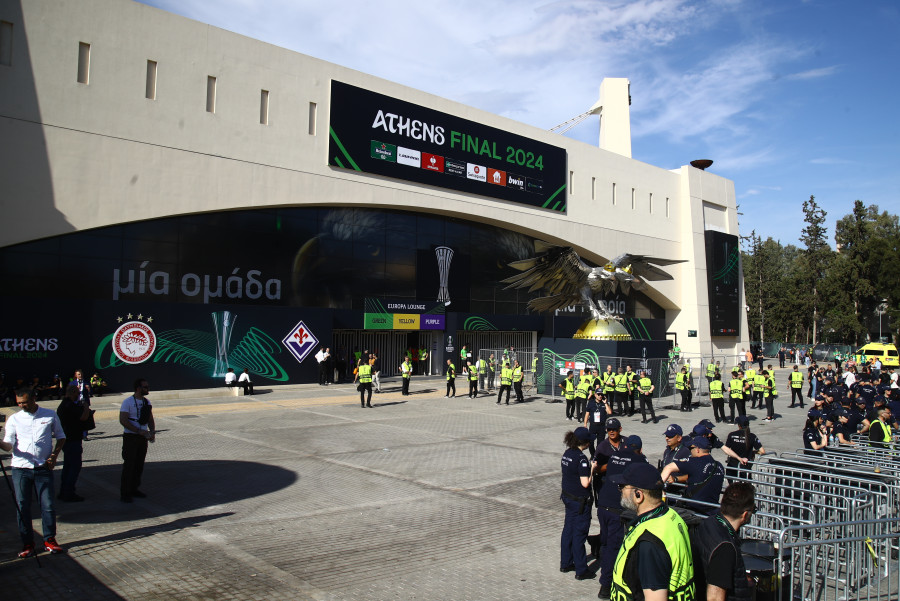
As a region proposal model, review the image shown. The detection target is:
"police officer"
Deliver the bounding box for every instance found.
[709,373,726,423]
[693,482,756,601]
[467,361,478,398]
[444,358,456,398]
[803,409,828,456]
[354,360,373,408]
[512,359,525,402]
[723,416,766,484]
[583,388,611,457]
[595,435,648,596]
[559,427,597,581]
[606,462,695,601]
[400,355,412,396]
[788,364,805,408]
[637,369,657,424]
[661,436,726,516]
[497,361,512,405]
[559,370,576,418]
[659,424,689,470]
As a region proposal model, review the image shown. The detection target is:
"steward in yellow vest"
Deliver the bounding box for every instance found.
[355,363,373,408]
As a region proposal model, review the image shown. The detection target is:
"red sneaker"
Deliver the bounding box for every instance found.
[43,537,65,554]
[18,543,35,558]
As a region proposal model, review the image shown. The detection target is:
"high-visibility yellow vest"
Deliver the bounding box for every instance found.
[611,505,695,601]
[706,363,718,378]
[767,377,777,397]
[790,371,804,388]
[575,379,591,399]
[729,378,744,399]
[512,366,523,382]
[562,378,575,400]
[500,367,512,386]
[469,369,478,382]
[478,360,486,375]
[603,372,616,392]
[709,380,724,399]
[401,361,411,379]
[745,369,756,381]
[614,373,628,393]
[446,363,456,380]
[753,374,766,392]
[675,373,687,391]
[638,377,653,394]
[358,364,372,383]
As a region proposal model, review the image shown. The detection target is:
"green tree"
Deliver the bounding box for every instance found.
[798,195,832,344]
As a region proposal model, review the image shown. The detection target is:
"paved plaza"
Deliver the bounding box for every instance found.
[0,372,810,600]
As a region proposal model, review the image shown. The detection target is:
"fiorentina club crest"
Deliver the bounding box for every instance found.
[112,317,157,364]
[282,320,319,364]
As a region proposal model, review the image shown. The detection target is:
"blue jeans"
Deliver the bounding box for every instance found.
[60,437,84,497]
[11,466,56,545]
[560,495,592,574]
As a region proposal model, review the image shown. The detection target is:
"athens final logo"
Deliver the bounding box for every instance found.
[112,321,157,364]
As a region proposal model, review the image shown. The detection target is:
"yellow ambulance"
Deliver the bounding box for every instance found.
[852,343,899,368]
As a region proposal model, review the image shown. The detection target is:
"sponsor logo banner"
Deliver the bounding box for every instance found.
[488,168,506,186]
[420,314,446,330]
[467,163,486,182]
[422,152,444,173]
[445,158,466,177]
[393,314,420,329]
[526,178,543,194]
[370,140,397,161]
[397,146,421,167]
[282,320,319,364]
[507,173,526,191]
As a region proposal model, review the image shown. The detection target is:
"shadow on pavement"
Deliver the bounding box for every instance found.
[61,460,297,524]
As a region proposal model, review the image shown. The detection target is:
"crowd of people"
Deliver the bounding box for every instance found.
[0,375,156,558]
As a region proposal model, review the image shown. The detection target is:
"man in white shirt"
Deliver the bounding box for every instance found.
[238,368,254,395]
[224,368,237,387]
[0,387,67,557]
[119,378,155,503]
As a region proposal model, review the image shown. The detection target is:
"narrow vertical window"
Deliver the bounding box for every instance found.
[206,75,216,113]
[308,102,317,135]
[591,177,596,201]
[260,89,269,125]
[666,197,670,217]
[145,60,157,100]
[631,188,635,210]
[612,183,616,205]
[77,42,91,84]
[0,21,12,67]
[649,192,653,214]
[569,171,574,194]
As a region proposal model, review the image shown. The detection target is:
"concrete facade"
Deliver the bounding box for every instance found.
[0,0,748,358]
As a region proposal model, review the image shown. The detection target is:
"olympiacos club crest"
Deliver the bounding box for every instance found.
[112,321,157,364]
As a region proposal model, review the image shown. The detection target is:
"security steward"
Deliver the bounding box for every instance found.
[596,435,648,598]
[602,366,617,412]
[512,359,525,402]
[487,353,496,390]
[560,370,576,417]
[625,366,638,416]
[355,360,373,408]
[477,356,487,391]
[605,462,696,601]
[614,367,630,416]
[692,482,756,601]
[788,365,805,408]
[467,361,478,398]
[710,373,726,423]
[560,427,598,581]
[728,371,747,423]
[751,371,766,410]
[706,360,720,387]
[497,361,512,405]
[445,359,456,398]
[575,374,592,422]
[400,355,412,396]
[676,367,691,412]
[637,370,657,424]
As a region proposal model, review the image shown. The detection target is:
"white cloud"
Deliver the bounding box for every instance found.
[784,65,839,80]
[809,157,855,165]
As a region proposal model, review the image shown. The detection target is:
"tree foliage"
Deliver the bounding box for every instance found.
[741,198,899,345]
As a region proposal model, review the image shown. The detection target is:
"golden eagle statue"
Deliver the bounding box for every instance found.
[501,241,685,322]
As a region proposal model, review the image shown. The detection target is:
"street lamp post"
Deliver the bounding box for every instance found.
[877,299,888,343]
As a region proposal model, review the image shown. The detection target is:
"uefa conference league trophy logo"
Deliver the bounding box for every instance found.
[435,246,453,305]
[212,310,235,377]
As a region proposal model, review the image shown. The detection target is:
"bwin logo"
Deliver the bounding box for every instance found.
[508,175,524,186]
[492,171,502,183]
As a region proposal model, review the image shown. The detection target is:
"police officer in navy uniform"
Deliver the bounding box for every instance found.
[661,436,725,516]
[583,388,611,457]
[559,427,597,581]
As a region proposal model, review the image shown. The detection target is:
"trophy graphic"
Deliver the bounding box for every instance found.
[212,311,236,377]
[435,246,454,304]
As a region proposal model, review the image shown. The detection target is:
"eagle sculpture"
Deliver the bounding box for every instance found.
[501,241,685,321]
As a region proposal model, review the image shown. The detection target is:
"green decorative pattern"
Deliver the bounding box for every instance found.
[94,327,290,381]
[463,316,498,331]
[711,246,740,286]
[541,183,568,212]
[622,318,652,340]
[330,127,361,171]
[537,347,600,390]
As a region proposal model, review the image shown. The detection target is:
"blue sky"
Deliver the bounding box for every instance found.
[139,0,899,248]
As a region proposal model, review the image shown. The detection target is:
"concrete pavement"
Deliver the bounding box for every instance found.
[0,375,812,600]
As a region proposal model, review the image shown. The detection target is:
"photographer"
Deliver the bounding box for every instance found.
[118,378,155,503]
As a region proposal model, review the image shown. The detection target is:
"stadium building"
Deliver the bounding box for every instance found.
[0,0,749,390]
